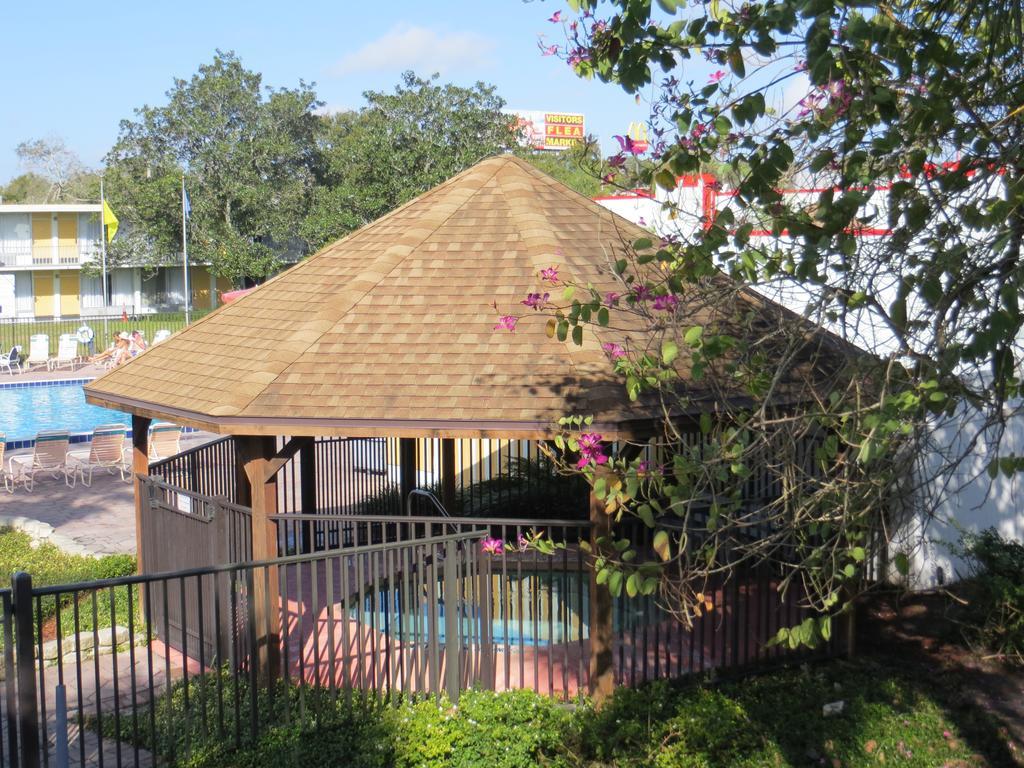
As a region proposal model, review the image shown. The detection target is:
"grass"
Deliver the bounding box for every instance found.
[94,657,1022,767]
[0,527,137,642]
[0,310,211,358]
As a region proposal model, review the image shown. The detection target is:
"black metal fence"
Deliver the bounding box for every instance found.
[149,436,589,520]
[0,313,210,359]
[0,529,488,768]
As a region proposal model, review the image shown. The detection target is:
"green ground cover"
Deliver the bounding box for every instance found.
[0,310,210,359]
[0,528,137,640]
[97,657,1018,767]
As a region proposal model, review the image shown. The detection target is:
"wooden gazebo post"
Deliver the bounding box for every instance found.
[236,435,282,682]
[131,415,151,575]
[588,468,615,702]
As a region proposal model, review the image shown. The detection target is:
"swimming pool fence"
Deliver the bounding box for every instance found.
[0,312,210,359]
[0,503,834,768]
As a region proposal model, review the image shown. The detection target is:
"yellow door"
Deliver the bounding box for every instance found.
[33,273,54,317]
[32,215,52,265]
[59,271,80,316]
[57,214,77,264]
[190,266,210,308]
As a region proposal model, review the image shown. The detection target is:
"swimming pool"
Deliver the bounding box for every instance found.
[0,379,131,447]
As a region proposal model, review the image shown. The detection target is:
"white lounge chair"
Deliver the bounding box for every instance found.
[0,346,21,375]
[149,423,182,459]
[48,334,81,371]
[24,335,49,370]
[8,430,73,491]
[68,424,128,486]
[152,329,171,344]
[0,434,12,493]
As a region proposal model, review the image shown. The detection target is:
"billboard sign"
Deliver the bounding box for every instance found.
[509,111,586,151]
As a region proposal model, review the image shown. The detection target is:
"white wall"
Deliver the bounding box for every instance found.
[595,176,1024,590]
[0,273,14,319]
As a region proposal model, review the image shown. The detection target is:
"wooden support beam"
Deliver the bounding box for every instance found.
[237,435,282,683]
[262,436,315,484]
[399,437,417,513]
[131,415,152,576]
[441,438,457,513]
[588,472,615,704]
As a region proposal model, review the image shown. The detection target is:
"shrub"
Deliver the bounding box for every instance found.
[956,528,1024,664]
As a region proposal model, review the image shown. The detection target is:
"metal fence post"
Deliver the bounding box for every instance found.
[443,539,461,703]
[477,551,493,691]
[13,572,40,768]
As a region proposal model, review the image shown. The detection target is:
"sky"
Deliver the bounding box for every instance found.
[0,1,673,185]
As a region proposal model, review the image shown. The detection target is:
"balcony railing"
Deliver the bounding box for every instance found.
[0,242,102,268]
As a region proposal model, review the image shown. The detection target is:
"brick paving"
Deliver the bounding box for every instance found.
[1,433,216,557]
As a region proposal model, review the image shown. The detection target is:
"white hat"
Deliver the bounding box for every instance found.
[117,331,131,340]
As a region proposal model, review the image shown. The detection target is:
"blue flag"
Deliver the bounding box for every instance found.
[183,187,192,220]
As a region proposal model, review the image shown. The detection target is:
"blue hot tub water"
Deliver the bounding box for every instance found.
[0,379,132,447]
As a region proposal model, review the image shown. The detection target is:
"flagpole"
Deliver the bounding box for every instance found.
[99,176,109,341]
[181,174,190,325]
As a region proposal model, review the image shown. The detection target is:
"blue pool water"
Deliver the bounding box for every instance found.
[0,379,131,444]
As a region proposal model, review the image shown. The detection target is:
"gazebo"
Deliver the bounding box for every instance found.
[84,155,827,699]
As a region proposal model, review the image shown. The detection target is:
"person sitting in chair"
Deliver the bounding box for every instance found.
[130,330,147,356]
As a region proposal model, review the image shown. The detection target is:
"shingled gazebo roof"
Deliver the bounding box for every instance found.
[84,155,843,439]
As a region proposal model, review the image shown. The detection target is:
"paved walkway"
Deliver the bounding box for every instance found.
[4,360,110,382]
[1,433,215,556]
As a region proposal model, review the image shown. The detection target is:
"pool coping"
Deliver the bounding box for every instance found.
[2,378,195,449]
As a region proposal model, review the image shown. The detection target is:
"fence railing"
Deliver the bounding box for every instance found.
[0,529,488,768]
[149,435,590,520]
[0,313,210,358]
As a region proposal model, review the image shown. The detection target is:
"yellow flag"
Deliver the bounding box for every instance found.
[102,200,119,242]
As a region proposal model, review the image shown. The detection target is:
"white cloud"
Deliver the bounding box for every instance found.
[328,25,496,77]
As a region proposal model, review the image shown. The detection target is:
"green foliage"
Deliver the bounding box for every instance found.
[0,172,52,203]
[106,50,322,285]
[0,528,137,641]
[300,72,518,251]
[99,659,1006,767]
[517,142,607,198]
[955,528,1024,665]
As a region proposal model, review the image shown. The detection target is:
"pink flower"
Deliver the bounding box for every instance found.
[652,294,679,312]
[602,342,626,359]
[637,460,650,476]
[549,10,562,22]
[482,537,504,555]
[539,266,560,284]
[613,134,644,156]
[632,284,652,301]
[576,432,608,469]
[691,123,708,139]
[604,291,620,307]
[602,172,616,183]
[540,43,558,56]
[494,315,518,332]
[608,153,627,169]
[709,70,727,83]
[521,292,549,310]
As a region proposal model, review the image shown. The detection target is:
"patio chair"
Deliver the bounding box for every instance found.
[48,334,81,371]
[0,346,21,375]
[149,422,182,459]
[24,335,49,370]
[7,430,73,492]
[68,424,128,486]
[152,329,172,344]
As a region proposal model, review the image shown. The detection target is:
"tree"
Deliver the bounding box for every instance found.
[517,140,608,198]
[497,0,1024,646]
[105,51,321,285]
[11,138,96,202]
[0,172,51,203]
[300,73,518,251]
